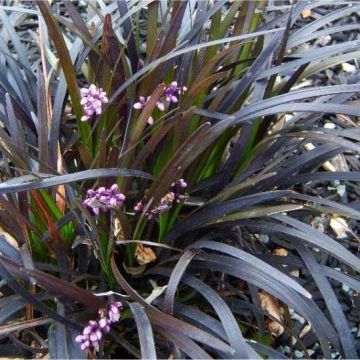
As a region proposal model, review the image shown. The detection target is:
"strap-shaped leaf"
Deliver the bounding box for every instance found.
[0,168,153,194]
[129,303,157,360]
[295,243,357,358]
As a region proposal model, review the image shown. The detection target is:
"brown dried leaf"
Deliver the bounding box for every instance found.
[259,291,284,336]
[272,248,288,256]
[135,244,157,265]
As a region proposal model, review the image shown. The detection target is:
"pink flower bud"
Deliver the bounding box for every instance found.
[133,102,143,109]
[157,101,165,111]
[147,116,154,125]
[110,184,118,192]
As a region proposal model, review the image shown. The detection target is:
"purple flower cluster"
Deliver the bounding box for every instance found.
[134,178,187,219]
[133,81,187,125]
[164,81,187,103]
[171,178,188,196]
[75,301,122,352]
[80,84,109,122]
[83,184,125,215]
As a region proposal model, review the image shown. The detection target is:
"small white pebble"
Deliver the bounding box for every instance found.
[291,312,306,324]
[351,327,358,333]
[259,234,269,244]
[294,350,304,358]
[330,217,349,239]
[294,314,306,324]
[342,284,350,293]
[290,270,300,277]
[324,122,336,129]
[318,34,331,46]
[311,216,326,233]
[342,62,356,73]
[284,114,293,122]
[283,346,290,354]
[336,185,346,197]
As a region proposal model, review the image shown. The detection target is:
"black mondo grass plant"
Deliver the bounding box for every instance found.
[0,0,360,358]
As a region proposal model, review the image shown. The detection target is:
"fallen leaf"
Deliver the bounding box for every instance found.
[135,244,157,265]
[267,318,284,336]
[259,291,284,336]
[273,248,288,256]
